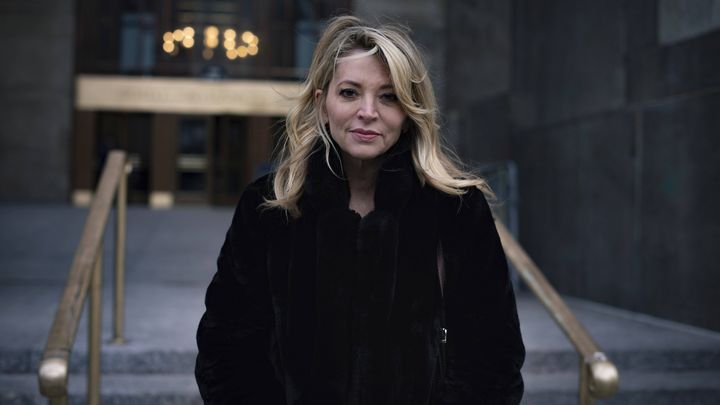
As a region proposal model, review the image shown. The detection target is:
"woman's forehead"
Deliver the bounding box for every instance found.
[339,46,378,62]
[331,53,392,86]
[333,49,390,77]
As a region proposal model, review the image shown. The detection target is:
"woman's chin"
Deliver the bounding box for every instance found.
[340,145,386,163]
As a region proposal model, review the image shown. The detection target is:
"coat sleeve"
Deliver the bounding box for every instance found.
[435,188,525,405]
[195,183,284,405]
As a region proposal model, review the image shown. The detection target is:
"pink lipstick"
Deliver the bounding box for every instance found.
[350,128,380,142]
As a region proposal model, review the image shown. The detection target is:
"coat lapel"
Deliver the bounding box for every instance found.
[302,136,417,217]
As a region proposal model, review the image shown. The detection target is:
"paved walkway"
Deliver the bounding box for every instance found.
[2,204,720,404]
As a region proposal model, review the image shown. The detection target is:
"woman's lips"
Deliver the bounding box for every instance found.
[350,129,381,142]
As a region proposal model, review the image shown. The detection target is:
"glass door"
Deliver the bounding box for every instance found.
[176,117,212,204]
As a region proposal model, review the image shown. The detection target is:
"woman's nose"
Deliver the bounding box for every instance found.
[357,96,378,120]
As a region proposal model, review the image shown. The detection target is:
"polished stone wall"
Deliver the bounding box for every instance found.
[0,2,74,201]
[445,0,720,331]
[445,0,512,162]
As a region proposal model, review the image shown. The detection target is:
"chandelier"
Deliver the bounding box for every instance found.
[162,26,259,61]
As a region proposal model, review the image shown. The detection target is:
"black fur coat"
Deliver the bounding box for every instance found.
[195,143,525,405]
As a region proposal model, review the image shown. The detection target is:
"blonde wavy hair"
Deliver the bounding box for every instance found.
[264,15,491,217]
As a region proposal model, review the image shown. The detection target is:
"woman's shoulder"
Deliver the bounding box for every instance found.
[429,183,492,221]
[232,173,277,223]
[244,172,275,200]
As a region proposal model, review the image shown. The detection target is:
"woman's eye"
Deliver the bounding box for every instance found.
[380,93,399,103]
[339,88,358,98]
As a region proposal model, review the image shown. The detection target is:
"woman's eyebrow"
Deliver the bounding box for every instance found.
[336,80,361,87]
[335,80,394,90]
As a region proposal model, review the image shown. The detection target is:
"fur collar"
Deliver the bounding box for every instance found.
[302,136,418,217]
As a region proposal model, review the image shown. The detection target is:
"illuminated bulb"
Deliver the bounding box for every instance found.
[172,29,184,41]
[163,41,175,53]
[205,25,219,37]
[223,39,235,50]
[202,48,213,60]
[182,37,194,48]
[247,44,258,56]
[183,26,195,37]
[249,35,259,45]
[205,36,219,48]
[163,31,173,42]
[237,46,248,58]
[226,48,238,60]
[241,31,254,44]
[224,29,236,40]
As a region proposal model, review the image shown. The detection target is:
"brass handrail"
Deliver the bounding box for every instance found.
[495,220,619,404]
[38,150,130,405]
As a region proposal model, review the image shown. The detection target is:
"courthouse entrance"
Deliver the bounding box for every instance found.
[71,75,300,208]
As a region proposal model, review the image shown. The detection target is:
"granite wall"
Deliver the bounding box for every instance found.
[445,0,720,331]
[0,2,74,202]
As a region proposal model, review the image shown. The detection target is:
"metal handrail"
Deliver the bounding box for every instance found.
[38,150,130,405]
[495,220,619,404]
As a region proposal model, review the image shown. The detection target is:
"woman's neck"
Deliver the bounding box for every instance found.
[342,154,382,217]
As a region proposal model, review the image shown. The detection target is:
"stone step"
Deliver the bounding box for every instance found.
[523,371,720,405]
[3,371,720,405]
[4,345,720,375]
[3,285,719,375]
[0,347,197,374]
[0,373,202,405]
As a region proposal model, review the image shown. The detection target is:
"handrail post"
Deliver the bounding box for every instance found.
[113,162,130,344]
[579,356,594,405]
[50,397,68,405]
[38,150,128,404]
[88,242,102,405]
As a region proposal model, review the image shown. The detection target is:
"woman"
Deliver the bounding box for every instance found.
[195,15,524,405]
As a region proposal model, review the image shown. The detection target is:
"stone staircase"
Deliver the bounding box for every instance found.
[519,296,720,404]
[1,205,719,404]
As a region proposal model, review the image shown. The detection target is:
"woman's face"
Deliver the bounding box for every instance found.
[318,50,407,163]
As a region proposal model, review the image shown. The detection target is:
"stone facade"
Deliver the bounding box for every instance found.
[445,0,720,331]
[0,1,74,201]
